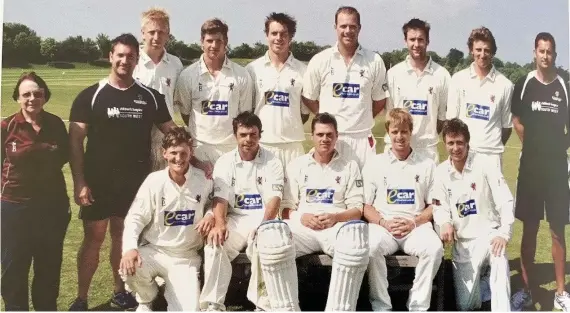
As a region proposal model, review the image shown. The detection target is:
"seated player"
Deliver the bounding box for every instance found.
[432,118,513,311]
[199,112,284,311]
[363,108,443,311]
[255,112,370,311]
[119,127,214,311]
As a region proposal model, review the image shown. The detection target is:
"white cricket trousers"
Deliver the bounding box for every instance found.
[384,144,439,164]
[194,142,235,165]
[123,245,201,311]
[472,152,503,172]
[368,222,443,311]
[200,213,262,310]
[336,132,377,170]
[452,234,511,311]
[261,141,305,169]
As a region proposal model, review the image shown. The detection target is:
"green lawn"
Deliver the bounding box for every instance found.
[1,64,569,311]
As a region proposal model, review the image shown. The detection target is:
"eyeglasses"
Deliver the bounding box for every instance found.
[20,90,45,100]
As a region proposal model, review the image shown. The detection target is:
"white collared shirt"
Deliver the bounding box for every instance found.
[446,63,514,154]
[246,52,308,143]
[432,151,514,241]
[283,149,364,214]
[123,167,213,258]
[133,48,184,118]
[174,55,253,145]
[384,56,451,148]
[302,44,389,134]
[213,146,284,216]
[362,149,436,220]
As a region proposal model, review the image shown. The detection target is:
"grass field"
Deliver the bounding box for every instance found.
[1,64,569,311]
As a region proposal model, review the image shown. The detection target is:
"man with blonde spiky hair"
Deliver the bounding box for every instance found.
[134,7,184,171]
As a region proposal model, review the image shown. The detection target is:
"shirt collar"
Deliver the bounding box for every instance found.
[404,55,434,74]
[13,110,46,124]
[307,148,341,164]
[469,62,497,82]
[332,43,364,56]
[387,148,417,163]
[233,146,264,164]
[199,54,231,75]
[139,48,170,65]
[447,150,475,177]
[262,51,295,67]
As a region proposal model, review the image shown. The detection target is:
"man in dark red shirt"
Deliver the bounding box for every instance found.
[1,72,70,311]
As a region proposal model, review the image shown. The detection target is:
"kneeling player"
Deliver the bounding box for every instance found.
[363,109,443,311]
[199,112,284,311]
[255,113,369,311]
[432,118,514,311]
[119,127,214,311]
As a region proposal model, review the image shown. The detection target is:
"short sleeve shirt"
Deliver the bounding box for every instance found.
[302,44,389,134]
[69,79,171,172]
[511,70,569,159]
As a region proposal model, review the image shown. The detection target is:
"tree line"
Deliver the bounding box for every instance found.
[3,22,569,83]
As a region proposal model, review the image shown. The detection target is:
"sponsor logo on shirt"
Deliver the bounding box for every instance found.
[466,103,490,121]
[332,83,360,98]
[552,91,562,102]
[456,199,477,218]
[386,189,415,205]
[531,101,559,113]
[107,107,143,119]
[235,194,263,210]
[201,100,229,116]
[108,107,120,118]
[164,210,195,226]
[264,91,290,107]
[306,188,335,204]
[403,100,428,116]
[134,94,147,105]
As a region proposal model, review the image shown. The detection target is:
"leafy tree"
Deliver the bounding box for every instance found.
[95,33,111,58]
[40,37,59,62]
[3,23,42,65]
[229,43,254,58]
[444,48,464,72]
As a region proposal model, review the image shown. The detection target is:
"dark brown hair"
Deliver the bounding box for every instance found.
[12,71,51,102]
[442,118,470,144]
[162,127,193,150]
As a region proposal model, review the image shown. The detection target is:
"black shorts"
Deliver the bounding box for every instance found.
[515,155,569,226]
[79,167,148,221]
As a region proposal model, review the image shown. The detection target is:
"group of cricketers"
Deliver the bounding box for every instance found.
[55,5,568,312]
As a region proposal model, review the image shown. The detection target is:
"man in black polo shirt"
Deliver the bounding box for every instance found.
[510,32,570,311]
[68,33,176,311]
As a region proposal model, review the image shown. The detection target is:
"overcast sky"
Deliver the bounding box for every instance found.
[2,0,570,68]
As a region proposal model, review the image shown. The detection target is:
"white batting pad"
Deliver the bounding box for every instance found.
[256,220,300,311]
[326,220,370,311]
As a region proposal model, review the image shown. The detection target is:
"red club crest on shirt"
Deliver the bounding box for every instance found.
[415,175,419,183]
[428,87,433,95]
[257,177,263,185]
[335,176,341,184]
[165,78,171,87]
[490,95,495,103]
[471,182,476,191]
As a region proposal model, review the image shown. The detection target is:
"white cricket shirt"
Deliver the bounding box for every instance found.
[246,52,309,143]
[213,146,284,216]
[302,44,389,134]
[362,149,436,221]
[432,151,515,241]
[174,55,253,145]
[133,48,184,118]
[446,64,514,154]
[283,149,364,214]
[123,167,213,258]
[384,56,451,149]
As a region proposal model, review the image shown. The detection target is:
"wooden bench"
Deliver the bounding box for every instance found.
[232,252,446,311]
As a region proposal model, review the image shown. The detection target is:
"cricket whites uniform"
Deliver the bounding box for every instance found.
[174,55,253,164]
[200,147,284,310]
[446,64,514,170]
[432,152,514,311]
[69,79,172,221]
[511,71,570,225]
[362,150,443,311]
[384,56,451,162]
[121,167,213,311]
[246,52,308,168]
[303,44,389,169]
[268,149,369,311]
[134,49,184,171]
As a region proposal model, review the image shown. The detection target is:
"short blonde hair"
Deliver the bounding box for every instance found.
[385,108,413,132]
[141,7,170,32]
[201,18,229,41]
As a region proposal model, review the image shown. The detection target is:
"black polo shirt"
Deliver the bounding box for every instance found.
[69,79,172,176]
[511,71,569,165]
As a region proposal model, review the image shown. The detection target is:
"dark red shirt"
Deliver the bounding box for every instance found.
[1,110,69,204]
